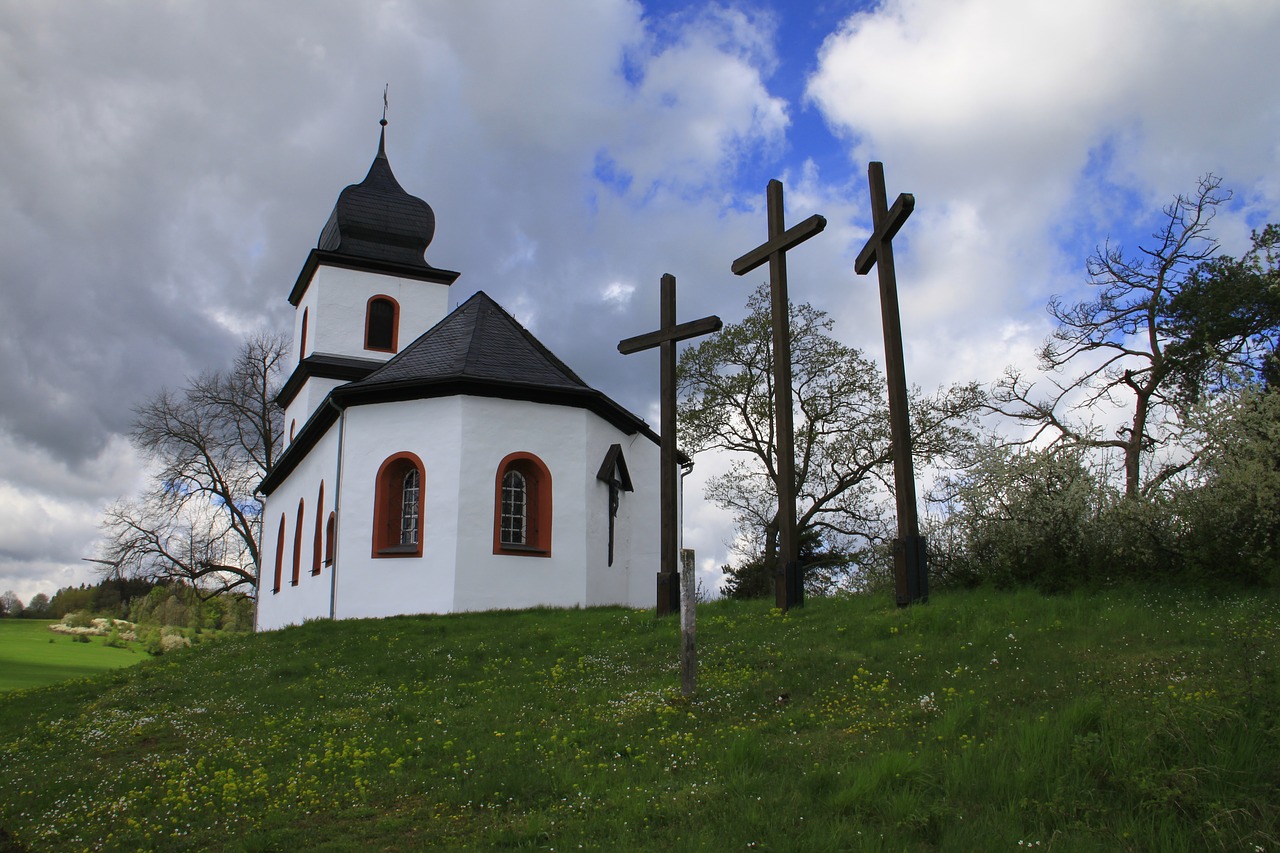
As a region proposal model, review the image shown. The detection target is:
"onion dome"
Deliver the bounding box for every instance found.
[316,122,436,267]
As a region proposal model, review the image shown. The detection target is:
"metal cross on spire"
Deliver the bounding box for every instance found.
[382,84,389,125]
[731,179,826,611]
[619,273,721,616]
[855,160,927,606]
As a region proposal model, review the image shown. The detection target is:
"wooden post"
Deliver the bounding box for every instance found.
[680,548,696,697]
[731,180,826,611]
[619,274,721,616]
[854,161,927,606]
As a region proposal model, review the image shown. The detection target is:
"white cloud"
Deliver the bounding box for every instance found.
[805,0,1280,398]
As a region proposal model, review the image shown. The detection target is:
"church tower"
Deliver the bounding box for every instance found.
[277,121,461,443]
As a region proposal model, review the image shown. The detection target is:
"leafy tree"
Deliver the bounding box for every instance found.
[1175,386,1280,585]
[98,333,286,596]
[678,284,985,595]
[23,592,50,616]
[1165,224,1280,399]
[718,525,860,599]
[0,590,22,618]
[992,176,1267,499]
[47,584,96,618]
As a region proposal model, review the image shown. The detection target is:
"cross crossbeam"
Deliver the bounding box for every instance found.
[731,179,826,611]
[619,273,721,616]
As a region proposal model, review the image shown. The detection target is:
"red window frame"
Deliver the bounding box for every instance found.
[492,452,552,557]
[372,452,425,558]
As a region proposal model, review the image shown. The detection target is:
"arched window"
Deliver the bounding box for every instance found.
[312,482,325,575]
[372,452,425,557]
[292,498,305,586]
[273,514,286,594]
[493,452,552,556]
[324,511,336,567]
[300,307,309,358]
[365,295,399,353]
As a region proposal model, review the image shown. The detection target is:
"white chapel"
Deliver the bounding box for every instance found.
[255,123,660,631]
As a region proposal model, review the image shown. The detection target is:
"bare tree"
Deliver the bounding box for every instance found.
[99,333,286,596]
[993,176,1231,499]
[678,284,985,590]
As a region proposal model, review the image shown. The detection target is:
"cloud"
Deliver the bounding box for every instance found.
[0,0,801,596]
[805,0,1280,395]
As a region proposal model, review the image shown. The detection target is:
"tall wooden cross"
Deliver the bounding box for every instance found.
[619,273,722,616]
[731,179,826,611]
[855,161,927,606]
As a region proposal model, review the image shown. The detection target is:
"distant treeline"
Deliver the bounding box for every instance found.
[5,579,254,632]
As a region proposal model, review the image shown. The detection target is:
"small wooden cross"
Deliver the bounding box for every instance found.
[731,179,826,611]
[855,161,927,606]
[619,273,721,615]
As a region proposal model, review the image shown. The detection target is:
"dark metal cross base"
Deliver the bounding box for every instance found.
[893,535,928,608]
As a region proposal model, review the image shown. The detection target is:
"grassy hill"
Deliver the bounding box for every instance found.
[0,588,1276,851]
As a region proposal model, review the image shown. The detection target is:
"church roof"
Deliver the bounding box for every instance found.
[315,124,437,268]
[342,290,589,393]
[261,291,658,495]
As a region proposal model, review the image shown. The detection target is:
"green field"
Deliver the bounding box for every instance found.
[0,620,144,692]
[1,588,1277,851]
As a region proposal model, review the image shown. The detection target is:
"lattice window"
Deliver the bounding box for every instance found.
[500,470,526,546]
[401,469,420,545]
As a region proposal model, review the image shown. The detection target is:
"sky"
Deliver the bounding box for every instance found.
[1,0,1278,604]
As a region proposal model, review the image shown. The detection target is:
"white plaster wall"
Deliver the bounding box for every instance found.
[332,398,464,619]
[284,377,346,448]
[293,283,317,361]
[256,427,342,631]
[583,420,660,609]
[306,264,450,360]
[258,389,661,629]
[618,430,662,609]
[451,397,590,611]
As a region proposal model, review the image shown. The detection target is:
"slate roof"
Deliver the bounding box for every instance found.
[316,124,437,268]
[343,290,589,394]
[261,292,658,495]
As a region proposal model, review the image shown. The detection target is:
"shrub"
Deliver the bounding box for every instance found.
[160,631,191,654]
[62,611,94,629]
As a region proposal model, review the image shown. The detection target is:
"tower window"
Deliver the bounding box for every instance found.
[365,295,399,352]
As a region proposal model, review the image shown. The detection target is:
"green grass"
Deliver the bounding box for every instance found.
[0,588,1277,851]
[0,620,144,692]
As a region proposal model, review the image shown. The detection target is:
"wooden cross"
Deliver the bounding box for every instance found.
[595,444,633,567]
[855,161,927,606]
[731,179,826,611]
[619,273,722,616]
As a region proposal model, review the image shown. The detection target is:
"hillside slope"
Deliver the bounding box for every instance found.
[1,588,1277,851]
